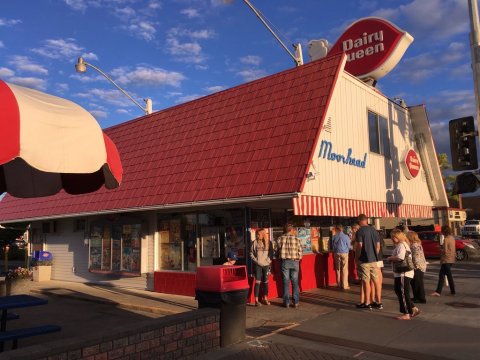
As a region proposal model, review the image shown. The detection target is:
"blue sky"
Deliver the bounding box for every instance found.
[0,0,475,159]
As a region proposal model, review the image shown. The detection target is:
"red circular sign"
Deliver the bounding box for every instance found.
[404,149,421,179]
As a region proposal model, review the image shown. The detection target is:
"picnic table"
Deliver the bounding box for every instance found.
[0,294,61,352]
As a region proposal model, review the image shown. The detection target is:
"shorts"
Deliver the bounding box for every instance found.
[376,260,384,268]
[358,262,378,281]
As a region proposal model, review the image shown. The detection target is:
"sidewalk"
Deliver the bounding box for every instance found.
[205,261,480,360]
[11,261,480,359]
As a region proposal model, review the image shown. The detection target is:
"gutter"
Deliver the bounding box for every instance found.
[0,192,300,224]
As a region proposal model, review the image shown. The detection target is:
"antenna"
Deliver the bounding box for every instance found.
[240,0,303,67]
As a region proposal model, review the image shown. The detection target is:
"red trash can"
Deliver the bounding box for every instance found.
[195,265,249,347]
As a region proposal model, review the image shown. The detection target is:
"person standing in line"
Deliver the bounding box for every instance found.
[388,229,420,320]
[431,225,456,297]
[331,224,350,290]
[354,214,381,310]
[250,228,274,306]
[277,224,303,308]
[407,231,427,303]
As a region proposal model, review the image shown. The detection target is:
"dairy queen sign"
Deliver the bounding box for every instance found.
[402,149,421,180]
[329,17,414,81]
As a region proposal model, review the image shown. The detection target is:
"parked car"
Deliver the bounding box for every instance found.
[461,220,480,238]
[417,231,480,261]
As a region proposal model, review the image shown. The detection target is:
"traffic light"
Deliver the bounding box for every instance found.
[452,171,480,195]
[449,116,478,171]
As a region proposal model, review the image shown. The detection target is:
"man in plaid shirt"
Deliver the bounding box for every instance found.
[277,224,303,308]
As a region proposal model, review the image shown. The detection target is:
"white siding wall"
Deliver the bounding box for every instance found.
[41,218,152,290]
[303,72,433,207]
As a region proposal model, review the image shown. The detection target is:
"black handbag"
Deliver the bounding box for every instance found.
[393,244,414,273]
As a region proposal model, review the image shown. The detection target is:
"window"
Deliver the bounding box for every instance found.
[89,220,142,274]
[368,111,390,157]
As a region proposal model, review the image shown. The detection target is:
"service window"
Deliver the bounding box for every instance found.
[368,111,390,158]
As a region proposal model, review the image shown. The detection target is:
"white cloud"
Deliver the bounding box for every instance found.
[82,52,99,61]
[90,110,108,119]
[0,40,4,48]
[70,73,106,83]
[9,56,48,75]
[373,0,468,39]
[168,27,216,40]
[0,18,21,26]
[75,88,133,107]
[8,77,47,91]
[166,37,205,63]
[110,66,186,87]
[32,38,85,59]
[181,8,201,18]
[64,0,87,12]
[195,64,209,70]
[204,85,225,93]
[125,21,157,41]
[392,41,469,84]
[116,108,130,114]
[237,69,268,82]
[240,55,262,66]
[56,83,70,93]
[0,67,15,77]
[176,94,203,103]
[115,6,136,21]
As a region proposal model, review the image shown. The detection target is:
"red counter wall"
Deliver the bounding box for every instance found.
[153,252,358,300]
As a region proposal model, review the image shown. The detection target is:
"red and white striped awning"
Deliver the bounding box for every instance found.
[0,80,123,198]
[293,195,432,219]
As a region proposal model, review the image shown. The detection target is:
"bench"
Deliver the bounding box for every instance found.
[0,325,61,351]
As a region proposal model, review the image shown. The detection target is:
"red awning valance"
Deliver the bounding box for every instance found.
[293,195,433,219]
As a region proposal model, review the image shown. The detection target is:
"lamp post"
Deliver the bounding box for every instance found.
[75,57,153,115]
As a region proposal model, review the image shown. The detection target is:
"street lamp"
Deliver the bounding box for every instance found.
[75,57,153,115]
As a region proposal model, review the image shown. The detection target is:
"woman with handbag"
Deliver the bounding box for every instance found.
[388,229,420,320]
[407,231,427,303]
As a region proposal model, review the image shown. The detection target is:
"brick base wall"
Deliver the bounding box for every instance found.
[3,308,220,360]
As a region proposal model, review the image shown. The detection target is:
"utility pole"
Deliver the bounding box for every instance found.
[468,0,480,132]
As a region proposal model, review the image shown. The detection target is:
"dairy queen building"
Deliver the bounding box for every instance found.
[0,18,449,298]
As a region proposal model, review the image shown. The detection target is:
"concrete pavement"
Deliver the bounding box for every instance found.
[4,260,480,359]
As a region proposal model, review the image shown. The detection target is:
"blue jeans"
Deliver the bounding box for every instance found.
[281,259,300,305]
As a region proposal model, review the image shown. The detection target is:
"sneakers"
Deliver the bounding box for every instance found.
[356,303,372,310]
[282,302,289,308]
[431,292,441,297]
[292,303,299,309]
[371,302,384,310]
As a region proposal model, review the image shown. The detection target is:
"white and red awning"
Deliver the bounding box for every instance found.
[294,195,432,219]
[0,80,123,198]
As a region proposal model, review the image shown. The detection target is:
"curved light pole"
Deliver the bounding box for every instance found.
[75,57,153,115]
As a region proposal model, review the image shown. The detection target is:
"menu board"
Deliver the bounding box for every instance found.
[112,239,121,271]
[201,227,220,258]
[121,224,141,273]
[226,226,245,258]
[89,238,102,270]
[102,238,111,270]
[296,228,313,254]
[160,243,183,270]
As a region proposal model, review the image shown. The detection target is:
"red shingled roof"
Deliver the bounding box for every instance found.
[0,54,345,222]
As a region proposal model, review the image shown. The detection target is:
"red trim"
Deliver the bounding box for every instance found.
[0,80,20,164]
[294,195,433,218]
[299,54,346,193]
